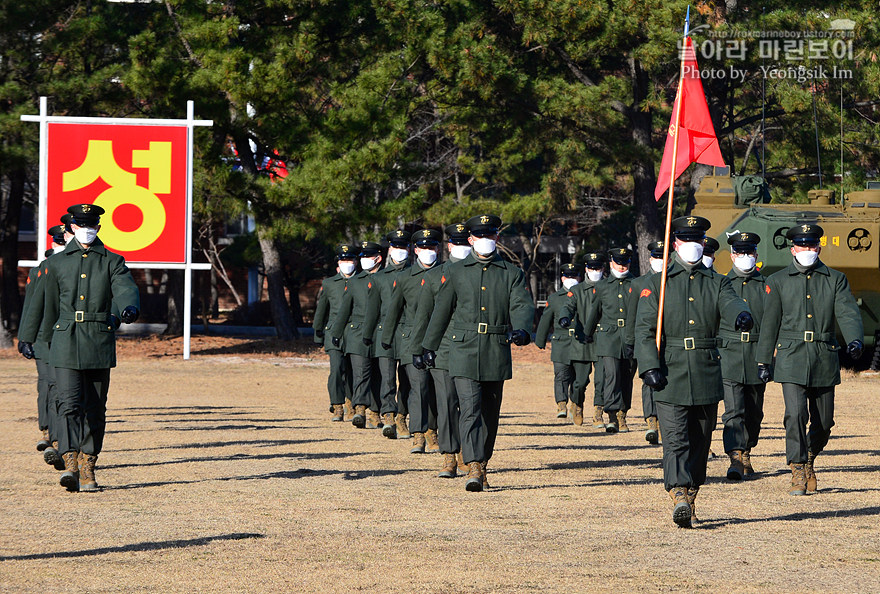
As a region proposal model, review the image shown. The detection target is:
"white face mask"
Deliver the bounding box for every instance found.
[52,245,66,254]
[650,258,664,273]
[450,244,472,260]
[733,254,757,272]
[611,268,628,279]
[561,277,579,290]
[794,250,819,267]
[472,237,496,256]
[359,257,379,271]
[339,260,356,275]
[389,248,409,263]
[676,241,704,264]
[702,255,715,268]
[586,269,603,282]
[416,249,438,266]
[74,227,98,245]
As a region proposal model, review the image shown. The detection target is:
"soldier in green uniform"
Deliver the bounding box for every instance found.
[18,204,140,493]
[363,230,412,439]
[312,244,358,422]
[559,252,606,426]
[382,229,444,453]
[635,216,753,527]
[755,224,863,496]
[702,237,720,270]
[410,223,473,477]
[329,242,383,429]
[421,214,535,492]
[718,232,767,481]
[582,247,638,434]
[535,263,581,419]
[625,240,666,444]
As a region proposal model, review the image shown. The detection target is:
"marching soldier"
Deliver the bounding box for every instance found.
[755,223,863,496]
[329,242,383,429]
[559,252,607,426]
[635,215,753,527]
[582,247,638,433]
[382,229,444,453]
[718,232,767,480]
[313,244,358,422]
[625,239,667,444]
[535,263,581,418]
[421,214,535,492]
[18,204,140,492]
[363,230,412,439]
[410,223,473,477]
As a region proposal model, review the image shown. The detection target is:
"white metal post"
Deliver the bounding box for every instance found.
[183,101,195,360]
[37,97,49,262]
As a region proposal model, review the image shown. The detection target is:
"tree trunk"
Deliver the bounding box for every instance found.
[164,269,184,336]
[0,167,26,347]
[257,228,297,340]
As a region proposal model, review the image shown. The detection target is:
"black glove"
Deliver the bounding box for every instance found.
[734,311,753,332]
[423,349,437,368]
[362,337,373,346]
[847,339,864,360]
[381,342,392,351]
[623,344,635,359]
[412,353,426,370]
[757,363,773,384]
[110,314,121,329]
[642,368,667,390]
[558,317,571,328]
[315,330,325,339]
[331,336,341,347]
[120,306,139,324]
[18,341,35,360]
[510,329,531,346]
[585,334,594,344]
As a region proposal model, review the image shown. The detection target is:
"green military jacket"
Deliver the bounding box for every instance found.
[582,273,637,358]
[363,259,409,359]
[421,252,535,382]
[718,268,766,385]
[381,261,439,361]
[312,272,353,352]
[21,261,50,360]
[329,270,379,357]
[535,287,577,364]
[409,258,463,371]
[560,278,601,362]
[756,260,862,387]
[625,271,659,346]
[18,238,139,370]
[634,257,749,406]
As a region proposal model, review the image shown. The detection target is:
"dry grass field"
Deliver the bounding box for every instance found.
[1,336,879,592]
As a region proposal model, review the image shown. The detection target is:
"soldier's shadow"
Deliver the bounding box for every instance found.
[101,449,377,470]
[112,438,334,453]
[106,467,413,490]
[695,505,880,529]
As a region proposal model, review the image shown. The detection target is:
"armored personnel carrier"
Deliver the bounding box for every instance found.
[691,168,880,367]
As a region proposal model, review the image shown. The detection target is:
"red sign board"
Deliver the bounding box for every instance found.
[47,123,188,264]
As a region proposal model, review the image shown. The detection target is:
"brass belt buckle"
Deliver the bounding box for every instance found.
[75,311,85,323]
[684,337,695,350]
[568,328,575,336]
[740,332,750,342]
[804,331,814,342]
[617,319,625,327]
[478,322,488,334]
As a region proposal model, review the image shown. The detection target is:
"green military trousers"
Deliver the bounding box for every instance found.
[641,382,656,419]
[431,367,460,455]
[35,357,55,436]
[404,364,438,434]
[53,367,111,456]
[781,383,834,464]
[376,357,399,416]
[327,350,352,406]
[552,362,575,404]
[600,356,636,414]
[396,361,410,417]
[656,401,718,491]
[721,380,766,453]
[349,354,381,410]
[570,361,593,407]
[454,378,504,465]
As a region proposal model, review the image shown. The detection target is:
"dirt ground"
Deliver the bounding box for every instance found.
[1,336,879,592]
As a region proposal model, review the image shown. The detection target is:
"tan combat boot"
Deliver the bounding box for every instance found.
[365,409,380,429]
[465,462,483,492]
[616,410,629,433]
[331,404,344,422]
[592,405,605,428]
[425,429,440,453]
[44,440,63,470]
[742,449,755,476]
[456,452,468,473]
[571,403,584,426]
[687,487,699,523]
[381,413,397,439]
[78,452,99,492]
[556,401,568,419]
[480,461,489,490]
[789,463,807,496]
[395,414,411,439]
[805,451,818,493]
[37,429,51,452]
[344,398,354,419]
[438,453,457,478]
[59,451,79,492]
[726,450,745,481]
[605,412,619,433]
[410,432,426,454]
[351,405,367,429]
[669,487,692,528]
[645,416,659,445]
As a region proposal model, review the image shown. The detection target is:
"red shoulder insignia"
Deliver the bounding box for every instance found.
[591,288,596,294]
[628,287,632,293]
[37,270,41,277]
[420,278,425,286]
[566,291,573,297]
[344,286,348,291]
[393,280,397,287]
[26,276,31,284]
[441,275,446,284]
[765,284,771,294]
[640,289,652,298]
[367,282,372,289]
